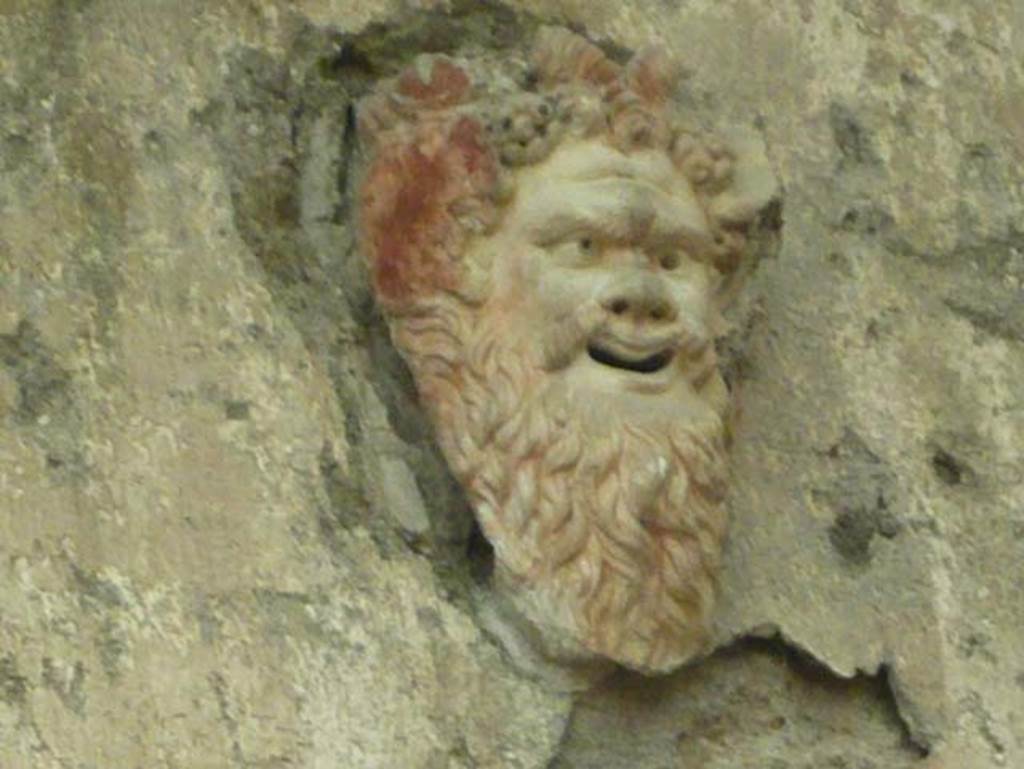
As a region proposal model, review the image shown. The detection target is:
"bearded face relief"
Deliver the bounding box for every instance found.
[357,28,775,675]
[492,139,727,422]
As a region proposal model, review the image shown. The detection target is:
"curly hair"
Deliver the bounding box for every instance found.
[358,26,748,314]
[356,28,756,672]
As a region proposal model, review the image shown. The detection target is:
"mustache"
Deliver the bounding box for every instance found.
[541,300,607,371]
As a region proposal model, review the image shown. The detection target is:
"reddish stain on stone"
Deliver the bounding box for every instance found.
[627,50,673,104]
[397,58,471,108]
[449,115,490,176]
[361,116,496,305]
[365,147,451,302]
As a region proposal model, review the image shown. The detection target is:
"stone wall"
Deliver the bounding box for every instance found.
[0,2,1021,767]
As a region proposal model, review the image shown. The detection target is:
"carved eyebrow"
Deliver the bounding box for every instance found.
[524,181,709,250]
[529,205,634,245]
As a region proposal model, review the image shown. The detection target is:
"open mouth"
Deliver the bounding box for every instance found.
[587,343,674,374]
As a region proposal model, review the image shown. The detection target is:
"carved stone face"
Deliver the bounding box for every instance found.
[486,138,727,427]
[357,30,773,676]
[444,138,730,673]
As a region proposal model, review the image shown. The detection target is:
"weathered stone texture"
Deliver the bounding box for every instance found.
[0,3,568,767]
[0,1,1021,767]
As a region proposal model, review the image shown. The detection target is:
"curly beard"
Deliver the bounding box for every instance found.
[390,296,729,673]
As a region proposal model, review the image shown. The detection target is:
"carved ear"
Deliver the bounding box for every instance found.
[530,26,621,89]
[623,47,679,105]
[710,128,780,310]
[708,127,779,227]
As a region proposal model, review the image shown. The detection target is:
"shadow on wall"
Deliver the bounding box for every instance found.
[553,637,928,769]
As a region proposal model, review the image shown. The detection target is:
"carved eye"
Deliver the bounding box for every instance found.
[659,250,682,270]
[549,237,596,265]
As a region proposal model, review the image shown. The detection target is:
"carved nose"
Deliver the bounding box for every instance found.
[600,274,678,323]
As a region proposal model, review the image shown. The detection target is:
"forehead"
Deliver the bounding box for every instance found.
[506,139,712,245]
